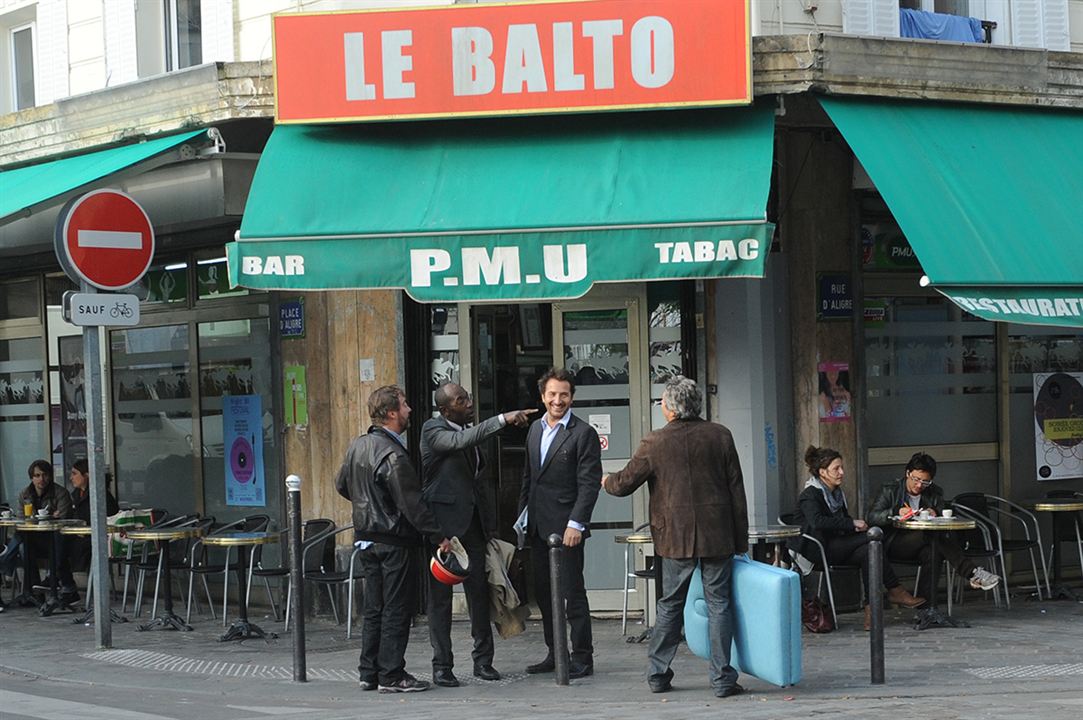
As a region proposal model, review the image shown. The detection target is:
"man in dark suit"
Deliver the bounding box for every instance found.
[518,368,602,679]
[602,376,749,698]
[420,383,535,688]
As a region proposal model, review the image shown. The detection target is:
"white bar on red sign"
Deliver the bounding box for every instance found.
[77,229,143,250]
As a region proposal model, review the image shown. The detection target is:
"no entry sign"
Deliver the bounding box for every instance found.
[54,189,155,291]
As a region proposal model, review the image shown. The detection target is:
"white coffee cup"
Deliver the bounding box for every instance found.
[37,509,50,518]
[942,509,954,518]
[919,509,932,519]
[0,510,12,518]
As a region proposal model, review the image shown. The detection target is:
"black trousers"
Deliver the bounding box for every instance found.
[887,529,975,600]
[428,515,493,672]
[357,542,416,685]
[825,532,901,603]
[531,529,593,666]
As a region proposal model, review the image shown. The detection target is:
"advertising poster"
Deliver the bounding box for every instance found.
[1033,372,1083,481]
[58,336,87,471]
[224,394,265,506]
[284,365,308,427]
[818,361,851,423]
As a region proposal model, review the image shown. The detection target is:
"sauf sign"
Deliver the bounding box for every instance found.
[273,0,751,123]
[227,227,772,303]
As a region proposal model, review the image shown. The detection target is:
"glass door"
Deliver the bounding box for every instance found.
[0,333,48,504]
[553,297,646,610]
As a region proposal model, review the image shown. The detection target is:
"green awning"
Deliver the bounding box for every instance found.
[820,97,1083,328]
[227,106,775,302]
[0,130,207,226]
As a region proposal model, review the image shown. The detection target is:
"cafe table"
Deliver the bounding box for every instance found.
[125,525,205,631]
[615,530,657,642]
[59,523,128,625]
[0,516,27,606]
[748,524,802,568]
[1031,498,1083,602]
[14,518,84,616]
[893,515,976,630]
[201,531,279,641]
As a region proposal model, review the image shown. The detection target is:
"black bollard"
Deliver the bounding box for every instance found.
[548,533,570,686]
[286,474,307,682]
[867,526,885,685]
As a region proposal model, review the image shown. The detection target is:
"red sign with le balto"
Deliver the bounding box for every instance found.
[273,0,751,123]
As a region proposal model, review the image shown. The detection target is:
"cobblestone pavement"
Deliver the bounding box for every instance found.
[1,594,1081,720]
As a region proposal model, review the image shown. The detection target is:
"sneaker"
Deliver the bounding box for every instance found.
[378,674,431,693]
[969,567,1000,591]
[358,679,377,691]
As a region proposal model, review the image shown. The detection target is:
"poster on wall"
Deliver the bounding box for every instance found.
[284,365,308,427]
[58,336,87,472]
[818,362,851,423]
[1033,372,1083,481]
[224,394,265,506]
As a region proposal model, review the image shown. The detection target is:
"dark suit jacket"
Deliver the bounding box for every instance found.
[606,417,749,559]
[518,413,602,540]
[420,414,505,539]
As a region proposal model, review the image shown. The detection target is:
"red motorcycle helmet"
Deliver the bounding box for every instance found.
[430,536,471,585]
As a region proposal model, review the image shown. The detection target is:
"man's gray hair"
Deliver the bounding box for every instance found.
[662,376,702,419]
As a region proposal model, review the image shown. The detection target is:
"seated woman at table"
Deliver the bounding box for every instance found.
[56,459,120,599]
[867,452,1000,599]
[0,459,73,589]
[792,445,925,631]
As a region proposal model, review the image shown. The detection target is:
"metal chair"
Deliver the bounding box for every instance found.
[620,522,655,636]
[944,505,1002,608]
[288,524,365,635]
[143,516,213,620]
[951,493,1050,607]
[282,518,335,631]
[779,512,846,625]
[184,514,271,625]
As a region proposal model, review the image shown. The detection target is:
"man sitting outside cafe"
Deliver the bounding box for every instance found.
[867,452,1000,600]
[0,460,73,596]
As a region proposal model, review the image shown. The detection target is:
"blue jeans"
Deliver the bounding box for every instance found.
[648,555,738,691]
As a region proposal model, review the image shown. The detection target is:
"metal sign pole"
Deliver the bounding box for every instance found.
[81,281,112,648]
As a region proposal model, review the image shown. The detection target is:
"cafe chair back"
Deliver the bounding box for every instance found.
[282,518,335,632]
[143,516,213,620]
[184,514,271,625]
[951,493,1049,607]
[288,523,364,637]
[778,512,844,627]
[942,502,1003,608]
[114,508,169,612]
[248,528,290,621]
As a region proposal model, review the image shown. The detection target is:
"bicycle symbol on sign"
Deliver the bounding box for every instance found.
[110,302,134,319]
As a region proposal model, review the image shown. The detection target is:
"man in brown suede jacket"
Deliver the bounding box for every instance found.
[602,376,748,699]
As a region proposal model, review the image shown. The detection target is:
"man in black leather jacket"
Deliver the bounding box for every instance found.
[335,385,450,694]
[867,452,1000,598]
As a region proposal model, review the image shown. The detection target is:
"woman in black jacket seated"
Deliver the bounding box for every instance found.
[57,459,119,600]
[793,445,925,630]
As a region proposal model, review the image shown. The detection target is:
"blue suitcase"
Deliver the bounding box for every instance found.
[682,555,802,687]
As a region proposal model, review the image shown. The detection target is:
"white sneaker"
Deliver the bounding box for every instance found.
[969,567,1000,591]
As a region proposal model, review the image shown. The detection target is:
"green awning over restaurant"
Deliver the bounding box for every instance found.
[227,105,776,302]
[820,97,1083,328]
[0,130,206,226]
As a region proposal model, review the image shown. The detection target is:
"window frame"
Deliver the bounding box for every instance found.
[9,20,36,111]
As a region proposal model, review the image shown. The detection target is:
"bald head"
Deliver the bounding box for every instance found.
[435,383,472,425]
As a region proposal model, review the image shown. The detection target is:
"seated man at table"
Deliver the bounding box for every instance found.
[56,460,119,601]
[0,459,73,593]
[867,452,1000,599]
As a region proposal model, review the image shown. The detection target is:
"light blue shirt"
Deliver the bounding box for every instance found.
[538,412,585,533]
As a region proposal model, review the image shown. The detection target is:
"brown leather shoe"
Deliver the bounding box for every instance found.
[886,585,926,608]
[863,605,871,631]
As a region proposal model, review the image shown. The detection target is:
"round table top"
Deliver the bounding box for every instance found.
[202,531,279,547]
[749,525,802,540]
[1031,500,1083,512]
[893,517,976,531]
[125,526,205,541]
[14,519,71,532]
[0,516,21,527]
[59,523,122,536]
[615,532,653,544]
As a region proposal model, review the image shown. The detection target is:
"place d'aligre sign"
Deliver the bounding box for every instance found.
[273,0,752,123]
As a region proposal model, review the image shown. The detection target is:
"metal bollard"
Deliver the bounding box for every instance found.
[286,474,307,682]
[867,526,885,685]
[548,533,570,686]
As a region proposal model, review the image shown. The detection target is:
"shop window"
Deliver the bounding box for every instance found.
[0,278,39,321]
[195,249,248,300]
[133,260,189,304]
[648,283,684,429]
[111,324,196,515]
[0,336,47,505]
[864,296,996,446]
[430,304,460,414]
[198,318,278,527]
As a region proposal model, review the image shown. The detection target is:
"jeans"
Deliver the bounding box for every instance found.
[357,542,417,685]
[649,555,738,691]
